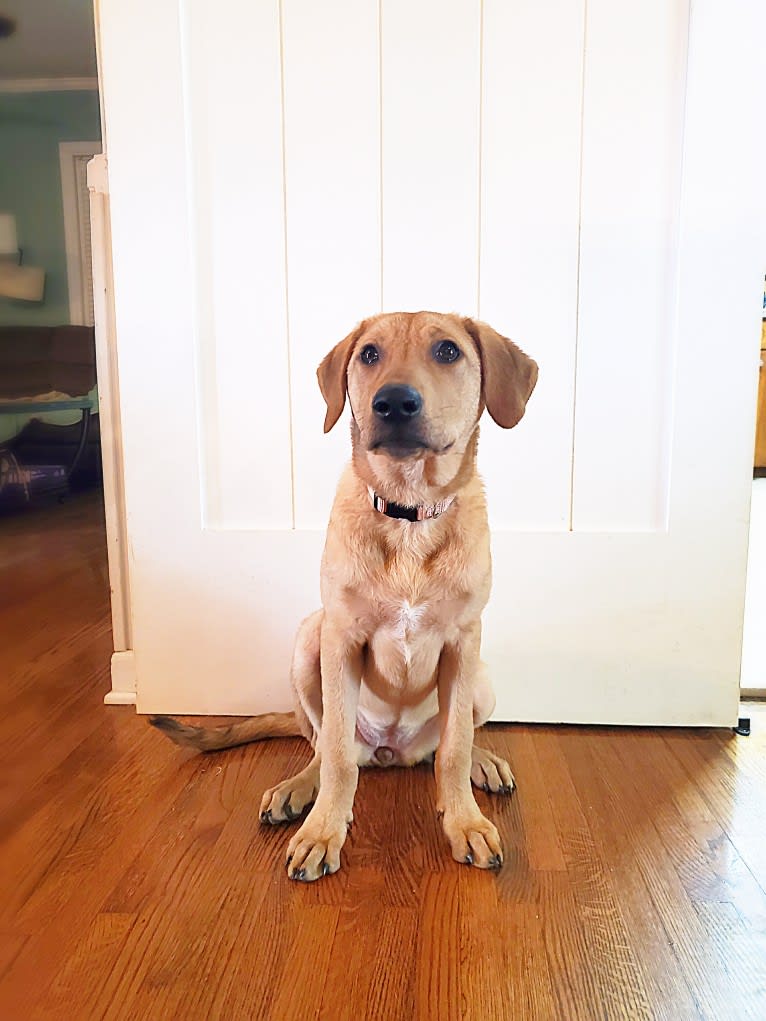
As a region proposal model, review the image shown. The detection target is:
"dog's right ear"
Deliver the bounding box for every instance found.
[316,322,367,433]
[463,318,538,429]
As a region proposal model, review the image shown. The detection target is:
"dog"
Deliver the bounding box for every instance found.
[151,312,537,881]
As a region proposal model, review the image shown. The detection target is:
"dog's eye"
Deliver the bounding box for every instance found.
[359,344,379,365]
[433,340,461,364]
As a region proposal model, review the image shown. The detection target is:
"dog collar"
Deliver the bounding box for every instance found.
[367,486,455,522]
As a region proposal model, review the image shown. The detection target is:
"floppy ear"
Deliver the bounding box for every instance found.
[316,322,367,433]
[463,318,538,429]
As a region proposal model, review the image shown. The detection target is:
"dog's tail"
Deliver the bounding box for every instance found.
[149,711,302,752]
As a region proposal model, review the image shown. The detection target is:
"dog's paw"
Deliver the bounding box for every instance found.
[440,806,504,870]
[470,746,515,795]
[259,771,318,825]
[285,806,349,882]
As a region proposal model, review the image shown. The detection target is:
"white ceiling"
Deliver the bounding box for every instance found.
[0,0,97,79]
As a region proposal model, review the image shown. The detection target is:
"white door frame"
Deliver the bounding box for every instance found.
[84,2,135,704]
[61,136,135,701]
[59,140,102,326]
[87,153,136,704]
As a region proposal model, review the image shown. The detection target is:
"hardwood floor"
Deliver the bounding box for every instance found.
[1,493,765,1020]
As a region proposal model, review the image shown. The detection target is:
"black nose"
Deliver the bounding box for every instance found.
[372,384,423,423]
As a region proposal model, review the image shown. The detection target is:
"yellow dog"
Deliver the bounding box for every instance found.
[152,312,537,881]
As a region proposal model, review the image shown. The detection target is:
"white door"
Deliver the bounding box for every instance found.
[98,0,765,725]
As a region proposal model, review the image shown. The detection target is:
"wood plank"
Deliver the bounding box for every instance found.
[266,905,340,1021]
[555,726,698,1021]
[32,913,135,1021]
[664,730,766,917]
[502,727,567,871]
[0,932,27,983]
[319,866,418,1020]
[415,873,461,1021]
[571,728,741,1020]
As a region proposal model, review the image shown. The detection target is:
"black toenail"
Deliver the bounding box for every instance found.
[464,853,473,865]
[482,783,490,793]
[261,809,273,824]
[284,802,296,820]
[489,854,503,869]
[286,854,293,865]
[322,862,331,876]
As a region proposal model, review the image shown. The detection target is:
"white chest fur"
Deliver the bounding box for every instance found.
[391,601,426,664]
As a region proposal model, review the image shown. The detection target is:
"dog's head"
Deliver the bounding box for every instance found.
[317,312,537,472]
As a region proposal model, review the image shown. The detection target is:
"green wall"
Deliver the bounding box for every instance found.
[0,90,102,327]
[0,91,101,441]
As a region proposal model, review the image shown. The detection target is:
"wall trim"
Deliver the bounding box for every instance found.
[104,691,136,706]
[0,77,99,93]
[89,154,134,665]
[60,141,102,326]
[105,651,137,705]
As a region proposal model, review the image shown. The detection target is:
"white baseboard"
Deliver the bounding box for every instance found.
[105,650,137,706]
[104,689,136,705]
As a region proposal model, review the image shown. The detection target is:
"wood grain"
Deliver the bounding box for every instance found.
[1,492,765,1020]
[754,323,766,470]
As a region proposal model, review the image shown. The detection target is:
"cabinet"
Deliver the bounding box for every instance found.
[756,322,766,472]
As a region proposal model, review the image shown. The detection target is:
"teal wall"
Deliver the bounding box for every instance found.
[0,92,101,441]
[0,90,101,327]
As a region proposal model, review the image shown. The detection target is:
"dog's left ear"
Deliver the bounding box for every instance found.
[316,321,367,433]
[463,318,538,429]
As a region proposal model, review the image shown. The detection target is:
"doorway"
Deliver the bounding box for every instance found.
[0,2,110,676]
[742,318,766,697]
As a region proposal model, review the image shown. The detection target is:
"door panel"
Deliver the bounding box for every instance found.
[283,0,382,529]
[381,0,481,315]
[479,0,584,530]
[573,0,689,531]
[185,0,292,529]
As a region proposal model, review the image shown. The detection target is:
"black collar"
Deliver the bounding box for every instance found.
[368,486,455,522]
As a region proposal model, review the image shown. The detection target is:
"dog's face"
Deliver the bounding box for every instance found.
[317,312,538,465]
[347,313,483,460]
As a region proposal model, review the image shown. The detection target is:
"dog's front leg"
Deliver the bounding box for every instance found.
[285,622,362,881]
[436,623,504,869]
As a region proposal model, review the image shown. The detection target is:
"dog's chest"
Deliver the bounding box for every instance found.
[392,600,426,643]
[371,597,440,673]
[375,600,425,666]
[364,551,474,664]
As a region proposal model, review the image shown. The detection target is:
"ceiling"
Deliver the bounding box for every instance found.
[0,0,97,80]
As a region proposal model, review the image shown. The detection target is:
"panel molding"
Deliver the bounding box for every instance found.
[60,141,102,327]
[0,77,98,93]
[381,0,481,313]
[571,0,690,531]
[181,0,293,529]
[480,0,585,531]
[283,0,382,530]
